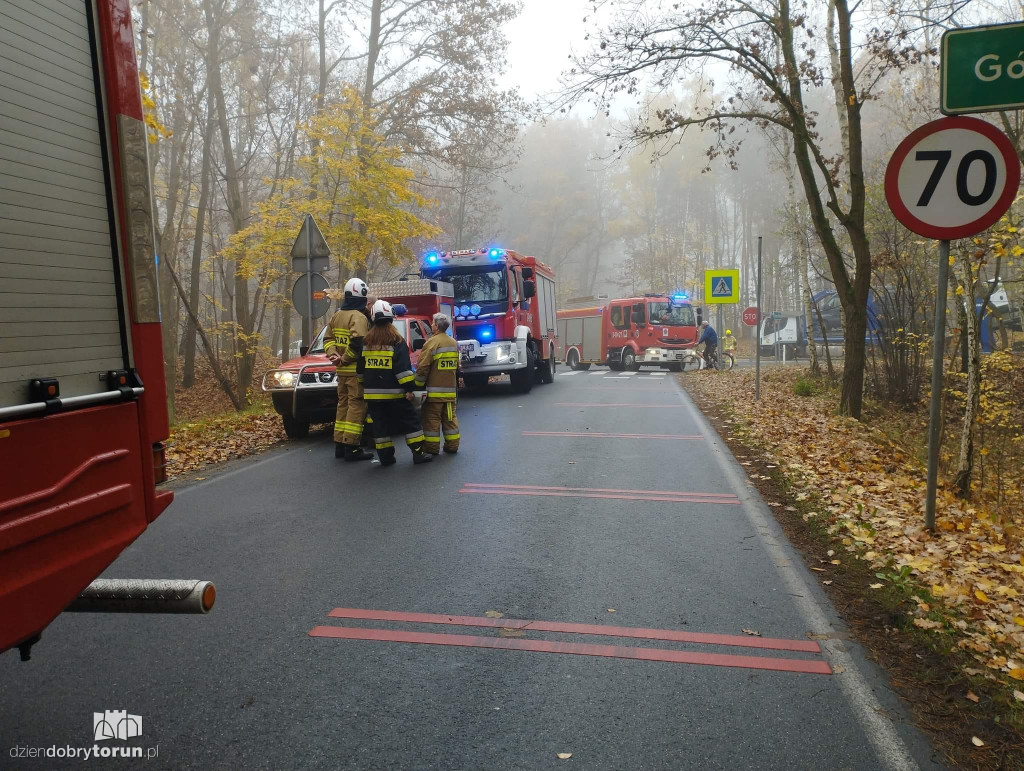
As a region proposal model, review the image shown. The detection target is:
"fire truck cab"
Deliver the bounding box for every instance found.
[421,248,557,393]
[262,279,454,438]
[558,294,700,372]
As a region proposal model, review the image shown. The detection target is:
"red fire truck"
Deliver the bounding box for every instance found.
[1,0,214,660]
[262,279,454,437]
[420,248,557,392]
[557,294,700,371]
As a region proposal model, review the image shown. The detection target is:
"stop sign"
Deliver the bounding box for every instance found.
[742,307,759,326]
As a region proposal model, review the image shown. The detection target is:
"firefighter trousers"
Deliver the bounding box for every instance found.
[367,400,426,463]
[421,400,459,454]
[334,375,367,445]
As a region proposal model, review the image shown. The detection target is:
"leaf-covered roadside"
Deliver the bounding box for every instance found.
[682,369,1024,684]
[165,405,296,480]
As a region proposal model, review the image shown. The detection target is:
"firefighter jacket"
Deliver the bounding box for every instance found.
[357,339,417,400]
[323,298,369,376]
[414,332,459,401]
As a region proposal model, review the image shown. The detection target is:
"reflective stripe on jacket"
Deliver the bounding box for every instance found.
[414,332,459,401]
[358,341,417,400]
[324,309,369,375]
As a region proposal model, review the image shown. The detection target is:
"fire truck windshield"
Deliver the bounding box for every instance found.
[648,302,695,327]
[428,267,508,304]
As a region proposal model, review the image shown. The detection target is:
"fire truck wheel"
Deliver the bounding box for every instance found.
[567,348,581,370]
[622,348,639,371]
[538,352,555,384]
[511,347,535,393]
[282,415,310,439]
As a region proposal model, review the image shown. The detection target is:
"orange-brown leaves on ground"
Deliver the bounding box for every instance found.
[684,367,1024,682]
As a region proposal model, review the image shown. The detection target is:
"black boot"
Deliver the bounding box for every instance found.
[335,443,346,459]
[345,445,373,462]
[412,448,433,465]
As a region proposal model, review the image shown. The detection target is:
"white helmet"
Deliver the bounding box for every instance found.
[371,299,394,323]
[344,277,368,297]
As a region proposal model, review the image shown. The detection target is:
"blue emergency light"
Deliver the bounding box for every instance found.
[488,247,501,259]
[672,293,688,304]
[392,303,407,316]
[425,251,440,265]
[478,325,495,340]
[470,304,481,316]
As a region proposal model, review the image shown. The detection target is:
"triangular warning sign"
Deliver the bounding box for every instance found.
[712,277,731,296]
[290,214,331,260]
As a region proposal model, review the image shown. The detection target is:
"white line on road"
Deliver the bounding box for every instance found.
[604,376,632,379]
[675,387,921,771]
[558,371,581,376]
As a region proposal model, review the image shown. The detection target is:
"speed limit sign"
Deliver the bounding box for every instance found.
[885,116,1020,239]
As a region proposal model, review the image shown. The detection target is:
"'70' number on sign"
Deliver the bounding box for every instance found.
[915,149,996,207]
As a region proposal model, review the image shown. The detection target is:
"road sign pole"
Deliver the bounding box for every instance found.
[924,239,951,532]
[305,215,313,352]
[755,236,762,401]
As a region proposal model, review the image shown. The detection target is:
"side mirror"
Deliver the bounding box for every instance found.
[412,338,425,351]
[695,308,703,326]
[523,279,536,299]
[300,346,309,357]
[522,267,535,280]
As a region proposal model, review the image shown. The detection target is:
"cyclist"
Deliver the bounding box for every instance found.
[697,321,718,369]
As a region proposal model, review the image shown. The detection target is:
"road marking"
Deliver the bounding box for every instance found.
[555,402,684,408]
[521,431,704,440]
[309,626,831,674]
[558,371,581,377]
[603,376,632,379]
[459,482,741,505]
[590,371,605,375]
[325,608,822,653]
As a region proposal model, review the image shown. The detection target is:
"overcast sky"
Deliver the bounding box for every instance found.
[501,0,593,100]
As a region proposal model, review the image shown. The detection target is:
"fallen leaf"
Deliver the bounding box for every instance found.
[556,753,573,760]
[195,477,206,481]
[767,502,781,507]
[811,567,826,572]
[1014,690,1024,702]
[913,618,942,630]
[830,560,841,565]
[742,628,761,637]
[822,580,833,585]
[1009,668,1024,681]
[499,628,525,638]
[975,590,990,603]
[966,691,979,703]
[607,609,616,613]
[972,737,985,747]
[869,583,884,589]
[827,550,835,557]
[568,461,576,465]
[484,610,504,618]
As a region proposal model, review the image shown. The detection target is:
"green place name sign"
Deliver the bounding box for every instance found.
[942,22,1024,114]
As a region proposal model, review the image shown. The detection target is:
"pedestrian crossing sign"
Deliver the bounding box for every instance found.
[704,269,740,304]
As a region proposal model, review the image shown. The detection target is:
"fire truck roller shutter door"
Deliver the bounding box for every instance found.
[565,318,583,352]
[582,316,601,361]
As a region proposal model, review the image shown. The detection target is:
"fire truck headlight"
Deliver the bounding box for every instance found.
[495,345,510,362]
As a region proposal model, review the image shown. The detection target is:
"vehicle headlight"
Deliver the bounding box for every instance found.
[272,371,295,387]
[495,345,510,362]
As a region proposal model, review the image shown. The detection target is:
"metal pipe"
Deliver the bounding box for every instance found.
[0,388,144,421]
[65,579,216,614]
[924,239,951,532]
[755,236,762,401]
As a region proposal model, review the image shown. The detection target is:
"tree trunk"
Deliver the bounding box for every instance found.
[953,256,980,498]
[183,88,214,388]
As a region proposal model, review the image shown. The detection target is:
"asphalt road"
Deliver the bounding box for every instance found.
[1,367,943,770]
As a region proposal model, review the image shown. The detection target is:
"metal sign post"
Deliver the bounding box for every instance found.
[884,116,1020,531]
[755,236,762,401]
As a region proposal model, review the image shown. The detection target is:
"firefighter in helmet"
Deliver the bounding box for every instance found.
[355,300,433,466]
[324,277,372,461]
[415,312,460,455]
[722,328,737,354]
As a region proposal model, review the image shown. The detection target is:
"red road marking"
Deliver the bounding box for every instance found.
[460,488,739,504]
[555,403,684,408]
[462,483,739,499]
[309,626,831,674]
[522,431,704,440]
[326,608,821,653]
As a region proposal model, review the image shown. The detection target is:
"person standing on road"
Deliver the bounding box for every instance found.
[698,320,718,369]
[355,300,433,466]
[325,278,373,462]
[414,312,460,455]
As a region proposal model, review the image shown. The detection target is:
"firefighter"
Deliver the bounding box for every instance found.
[414,312,460,455]
[356,300,433,466]
[722,328,737,354]
[324,277,373,462]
